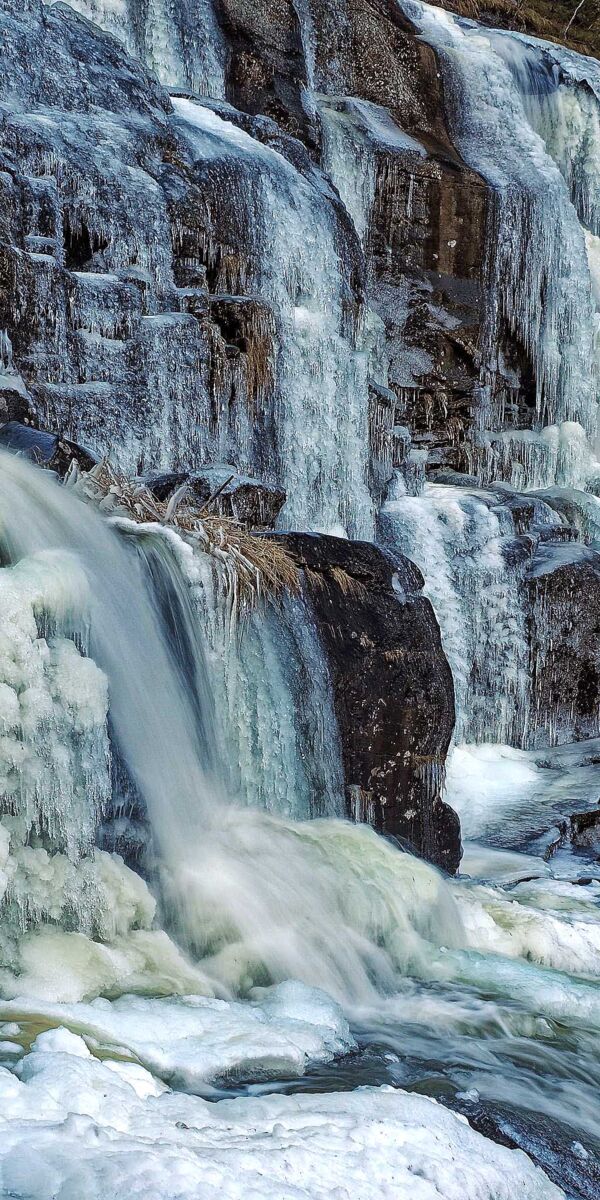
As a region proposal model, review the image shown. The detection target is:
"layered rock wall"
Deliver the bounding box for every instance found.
[3,0,600,866]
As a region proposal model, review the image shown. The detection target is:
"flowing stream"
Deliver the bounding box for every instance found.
[0,452,598,1196]
[1,2,600,1197]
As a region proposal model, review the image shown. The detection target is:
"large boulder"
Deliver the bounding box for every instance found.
[527,543,600,748]
[0,420,96,476]
[273,532,460,872]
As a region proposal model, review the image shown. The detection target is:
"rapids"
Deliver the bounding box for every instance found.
[1,1,600,1197]
[0,451,598,1195]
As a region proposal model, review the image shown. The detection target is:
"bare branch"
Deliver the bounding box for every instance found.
[565,0,587,37]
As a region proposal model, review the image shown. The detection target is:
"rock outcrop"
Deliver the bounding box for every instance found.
[143,465,286,527]
[0,420,96,476]
[528,544,600,749]
[0,1,374,535]
[275,532,460,872]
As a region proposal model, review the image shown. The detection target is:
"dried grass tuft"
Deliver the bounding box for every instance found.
[305,564,367,599]
[72,460,299,608]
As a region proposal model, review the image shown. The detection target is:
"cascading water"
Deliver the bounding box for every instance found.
[0,451,459,1002]
[194,556,345,821]
[311,3,600,747]
[379,479,533,743]
[3,2,600,1196]
[402,1,600,491]
[0,450,600,1197]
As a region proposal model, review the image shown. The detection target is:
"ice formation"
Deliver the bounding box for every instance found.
[2,1,600,1196]
[0,1035,562,1200]
[66,0,227,97]
[404,2,600,483]
[171,98,375,539]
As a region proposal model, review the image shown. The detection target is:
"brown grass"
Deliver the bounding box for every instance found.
[74,461,299,606]
[305,564,368,599]
[436,1,600,57]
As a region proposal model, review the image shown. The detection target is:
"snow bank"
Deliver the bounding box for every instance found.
[0,1024,563,1200]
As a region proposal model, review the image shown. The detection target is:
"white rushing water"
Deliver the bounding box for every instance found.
[0,452,599,1199]
[380,479,532,743]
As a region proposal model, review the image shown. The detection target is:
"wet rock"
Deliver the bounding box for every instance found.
[0,420,96,477]
[273,532,460,872]
[450,1094,600,1200]
[527,543,600,747]
[0,378,35,426]
[570,808,600,850]
[368,379,396,504]
[143,466,286,528]
[542,820,570,862]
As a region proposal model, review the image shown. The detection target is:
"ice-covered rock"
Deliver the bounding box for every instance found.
[143,464,286,527]
[0,420,96,476]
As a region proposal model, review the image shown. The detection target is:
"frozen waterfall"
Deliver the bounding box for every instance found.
[403,1,600,491]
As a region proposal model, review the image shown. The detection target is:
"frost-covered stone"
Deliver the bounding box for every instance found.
[0,420,96,476]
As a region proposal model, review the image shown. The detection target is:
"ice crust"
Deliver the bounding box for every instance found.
[0,1024,563,1200]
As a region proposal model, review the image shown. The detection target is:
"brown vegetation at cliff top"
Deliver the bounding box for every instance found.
[74,461,300,605]
[437,1,600,57]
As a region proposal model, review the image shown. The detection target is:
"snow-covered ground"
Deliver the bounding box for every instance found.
[0,1019,562,1200]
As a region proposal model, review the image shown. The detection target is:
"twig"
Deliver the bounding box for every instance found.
[565,0,587,37]
[198,473,236,516]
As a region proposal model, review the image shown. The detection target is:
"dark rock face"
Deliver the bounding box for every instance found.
[0,0,501,496]
[25,0,597,503]
[527,544,600,748]
[0,420,96,476]
[274,533,460,872]
[544,806,600,864]
[0,0,372,539]
[0,383,35,426]
[217,0,491,468]
[143,465,286,527]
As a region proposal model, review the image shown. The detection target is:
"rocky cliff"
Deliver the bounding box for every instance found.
[2,0,600,869]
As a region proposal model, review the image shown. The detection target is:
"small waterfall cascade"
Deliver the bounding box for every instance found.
[379,478,534,743]
[66,0,227,97]
[0,450,463,1006]
[403,1,600,492]
[168,543,345,821]
[4,450,597,1004]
